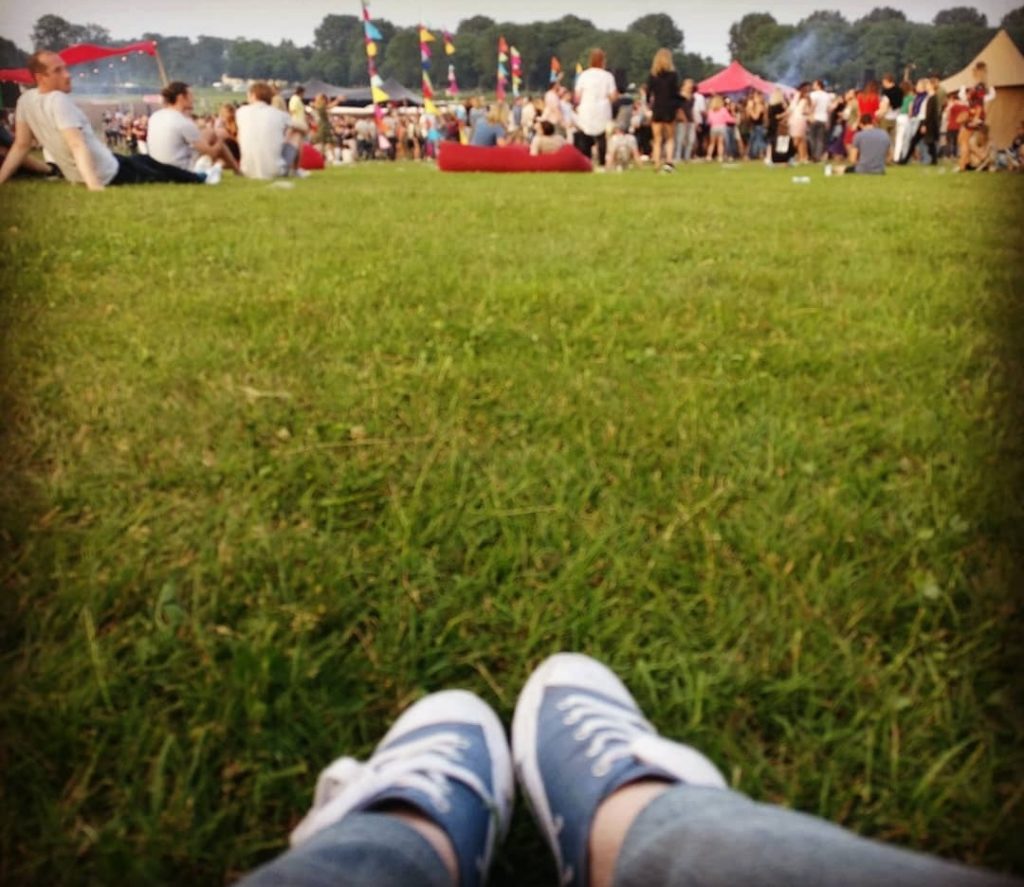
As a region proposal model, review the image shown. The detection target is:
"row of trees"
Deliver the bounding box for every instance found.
[730,6,1024,86]
[5,8,1024,94]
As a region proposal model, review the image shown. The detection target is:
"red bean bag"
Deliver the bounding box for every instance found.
[300,143,325,170]
[438,142,592,173]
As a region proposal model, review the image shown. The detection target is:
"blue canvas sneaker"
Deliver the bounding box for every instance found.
[290,690,514,887]
[512,653,726,887]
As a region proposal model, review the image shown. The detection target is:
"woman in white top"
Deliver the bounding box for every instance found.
[573,48,618,167]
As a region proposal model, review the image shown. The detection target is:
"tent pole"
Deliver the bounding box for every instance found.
[154,46,169,87]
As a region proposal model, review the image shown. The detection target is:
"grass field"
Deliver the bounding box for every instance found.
[1,161,1022,884]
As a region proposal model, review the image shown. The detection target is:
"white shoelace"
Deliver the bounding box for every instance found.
[310,732,494,816]
[556,694,655,777]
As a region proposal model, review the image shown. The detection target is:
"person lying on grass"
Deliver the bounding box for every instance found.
[147,80,240,178]
[0,51,218,190]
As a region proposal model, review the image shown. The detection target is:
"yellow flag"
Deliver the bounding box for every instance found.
[425,98,439,115]
[366,41,378,57]
[372,86,390,103]
[419,27,435,42]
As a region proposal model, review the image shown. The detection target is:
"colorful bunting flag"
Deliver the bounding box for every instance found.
[447,63,459,96]
[419,24,437,116]
[361,1,388,126]
[443,30,456,56]
[496,35,508,100]
[510,46,522,97]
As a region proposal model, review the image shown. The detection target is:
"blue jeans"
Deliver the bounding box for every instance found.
[675,122,696,161]
[239,786,1016,886]
[747,124,766,159]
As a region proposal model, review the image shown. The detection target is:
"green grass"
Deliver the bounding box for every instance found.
[1,161,1022,884]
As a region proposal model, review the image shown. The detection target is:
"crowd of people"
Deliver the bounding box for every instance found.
[2,47,1023,190]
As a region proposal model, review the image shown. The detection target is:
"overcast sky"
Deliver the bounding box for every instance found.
[1,1,1017,62]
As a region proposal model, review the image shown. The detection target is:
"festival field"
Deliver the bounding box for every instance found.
[1,162,1022,883]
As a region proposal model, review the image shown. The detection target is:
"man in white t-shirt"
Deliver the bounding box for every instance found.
[0,51,212,190]
[148,81,239,175]
[808,79,833,162]
[237,81,305,179]
[573,49,618,166]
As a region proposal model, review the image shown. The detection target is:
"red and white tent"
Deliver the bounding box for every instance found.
[698,60,792,97]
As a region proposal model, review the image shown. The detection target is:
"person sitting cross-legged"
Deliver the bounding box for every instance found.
[0,51,214,190]
[147,80,240,181]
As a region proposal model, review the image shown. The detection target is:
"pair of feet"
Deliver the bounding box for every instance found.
[288,653,726,887]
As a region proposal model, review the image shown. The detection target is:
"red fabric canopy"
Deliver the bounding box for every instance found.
[698,60,788,97]
[0,41,158,85]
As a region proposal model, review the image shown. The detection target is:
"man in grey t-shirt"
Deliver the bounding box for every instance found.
[0,51,213,190]
[835,114,890,175]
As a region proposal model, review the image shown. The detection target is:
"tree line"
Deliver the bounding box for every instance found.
[3,7,1023,95]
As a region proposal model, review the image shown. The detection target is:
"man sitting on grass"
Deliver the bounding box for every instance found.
[147,81,240,180]
[0,51,216,190]
[831,114,889,175]
[236,81,307,179]
[530,120,565,156]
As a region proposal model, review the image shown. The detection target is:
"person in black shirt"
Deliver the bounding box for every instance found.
[645,48,681,172]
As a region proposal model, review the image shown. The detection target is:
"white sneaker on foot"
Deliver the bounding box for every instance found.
[291,690,514,887]
[203,163,222,185]
[512,653,725,887]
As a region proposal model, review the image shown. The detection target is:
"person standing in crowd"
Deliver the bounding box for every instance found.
[879,73,903,145]
[645,48,680,173]
[958,61,997,171]
[675,79,696,162]
[857,79,881,123]
[288,86,308,132]
[745,89,767,159]
[541,79,563,133]
[900,77,940,165]
[788,82,811,163]
[892,80,914,162]
[767,87,789,164]
[705,95,734,162]
[0,50,212,189]
[147,81,239,177]
[312,93,341,162]
[574,48,618,167]
[808,79,833,161]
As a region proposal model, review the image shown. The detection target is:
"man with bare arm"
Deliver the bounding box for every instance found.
[0,51,215,190]
[147,80,239,178]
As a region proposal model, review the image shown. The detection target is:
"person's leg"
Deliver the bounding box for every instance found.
[651,124,663,167]
[240,813,452,887]
[110,154,204,185]
[241,690,513,887]
[613,785,1017,887]
[513,653,1018,887]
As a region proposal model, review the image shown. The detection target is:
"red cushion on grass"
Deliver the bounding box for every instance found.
[438,142,592,173]
[300,144,325,170]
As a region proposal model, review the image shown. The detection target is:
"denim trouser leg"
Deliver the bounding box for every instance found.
[239,813,451,887]
[613,786,1018,887]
